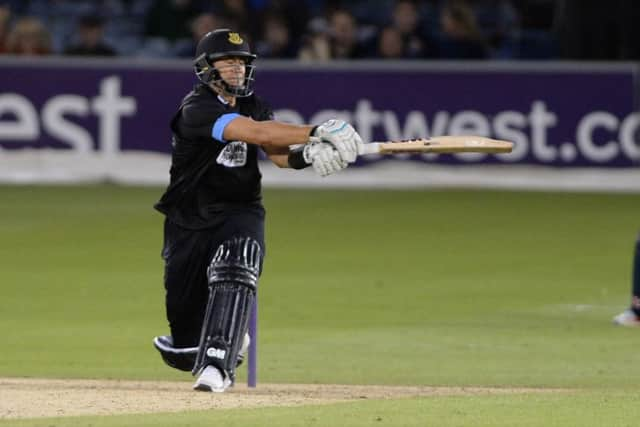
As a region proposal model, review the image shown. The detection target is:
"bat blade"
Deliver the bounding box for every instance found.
[373,136,513,155]
[309,135,514,156]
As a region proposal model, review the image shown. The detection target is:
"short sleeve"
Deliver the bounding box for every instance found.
[253,95,274,122]
[260,104,274,121]
[175,100,231,142]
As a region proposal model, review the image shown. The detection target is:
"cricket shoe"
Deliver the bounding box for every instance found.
[613,309,640,327]
[153,335,197,372]
[153,333,250,369]
[193,365,232,392]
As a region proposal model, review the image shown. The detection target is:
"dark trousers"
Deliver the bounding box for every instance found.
[161,209,265,347]
[632,232,640,314]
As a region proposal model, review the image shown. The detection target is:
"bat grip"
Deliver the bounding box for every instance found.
[307,136,380,156]
[358,143,381,155]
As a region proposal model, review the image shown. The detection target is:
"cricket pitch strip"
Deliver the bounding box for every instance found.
[0,377,567,419]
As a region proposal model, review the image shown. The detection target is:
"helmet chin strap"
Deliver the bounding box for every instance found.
[209,83,237,106]
[198,61,255,98]
[214,75,252,98]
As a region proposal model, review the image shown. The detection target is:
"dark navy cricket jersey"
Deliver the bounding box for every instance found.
[155,83,274,229]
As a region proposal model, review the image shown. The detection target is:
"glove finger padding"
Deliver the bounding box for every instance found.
[309,148,325,176]
[320,150,347,177]
[304,142,347,177]
[312,154,329,176]
[332,138,356,164]
[302,141,319,164]
[315,149,335,177]
[330,149,348,171]
[313,119,361,164]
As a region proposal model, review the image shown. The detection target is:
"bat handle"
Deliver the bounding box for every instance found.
[358,142,381,155]
[308,136,380,156]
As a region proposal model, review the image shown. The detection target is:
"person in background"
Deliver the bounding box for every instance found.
[145,0,199,42]
[5,16,51,55]
[613,233,640,326]
[213,0,253,37]
[255,12,298,58]
[390,0,430,58]
[176,12,225,58]
[376,26,405,59]
[0,5,11,54]
[64,15,116,57]
[327,8,367,59]
[436,0,489,59]
[298,16,331,61]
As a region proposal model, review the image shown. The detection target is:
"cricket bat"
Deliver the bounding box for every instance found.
[357,136,513,155]
[311,135,513,155]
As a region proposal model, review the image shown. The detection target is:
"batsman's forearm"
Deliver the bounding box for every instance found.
[257,121,316,147]
[267,153,291,168]
[224,117,315,147]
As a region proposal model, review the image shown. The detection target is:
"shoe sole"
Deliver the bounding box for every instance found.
[613,320,640,327]
[193,380,231,393]
[613,311,640,327]
[193,383,223,392]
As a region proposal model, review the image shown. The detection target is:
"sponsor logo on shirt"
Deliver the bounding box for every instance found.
[216,140,247,167]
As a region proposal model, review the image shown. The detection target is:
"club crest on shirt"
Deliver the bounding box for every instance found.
[217,141,247,167]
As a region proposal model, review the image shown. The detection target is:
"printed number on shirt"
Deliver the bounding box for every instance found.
[216,141,247,167]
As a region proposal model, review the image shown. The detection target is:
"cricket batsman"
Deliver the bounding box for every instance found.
[613,232,640,326]
[152,29,364,391]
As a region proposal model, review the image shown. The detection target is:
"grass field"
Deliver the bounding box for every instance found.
[1,185,639,426]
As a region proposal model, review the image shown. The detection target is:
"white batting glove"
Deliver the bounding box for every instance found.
[312,119,362,164]
[303,140,348,177]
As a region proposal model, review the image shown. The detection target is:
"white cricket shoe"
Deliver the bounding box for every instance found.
[193,365,232,393]
[613,309,640,327]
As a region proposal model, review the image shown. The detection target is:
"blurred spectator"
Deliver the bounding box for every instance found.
[64,15,116,56]
[1,0,634,61]
[298,16,331,61]
[257,0,310,41]
[145,0,199,42]
[0,5,10,53]
[211,0,253,37]
[472,0,518,51]
[298,8,368,61]
[327,8,367,59]
[339,0,397,27]
[436,0,488,59]
[555,0,640,60]
[0,0,27,15]
[389,0,431,58]
[175,12,226,58]
[255,12,297,58]
[377,26,404,58]
[5,16,51,55]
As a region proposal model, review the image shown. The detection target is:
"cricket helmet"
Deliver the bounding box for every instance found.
[194,29,257,97]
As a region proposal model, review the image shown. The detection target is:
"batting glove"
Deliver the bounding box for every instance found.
[303,140,348,177]
[311,119,362,164]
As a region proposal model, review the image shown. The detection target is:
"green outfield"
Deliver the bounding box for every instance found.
[1,185,639,426]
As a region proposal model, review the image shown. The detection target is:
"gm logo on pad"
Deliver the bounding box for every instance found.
[206,347,226,359]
